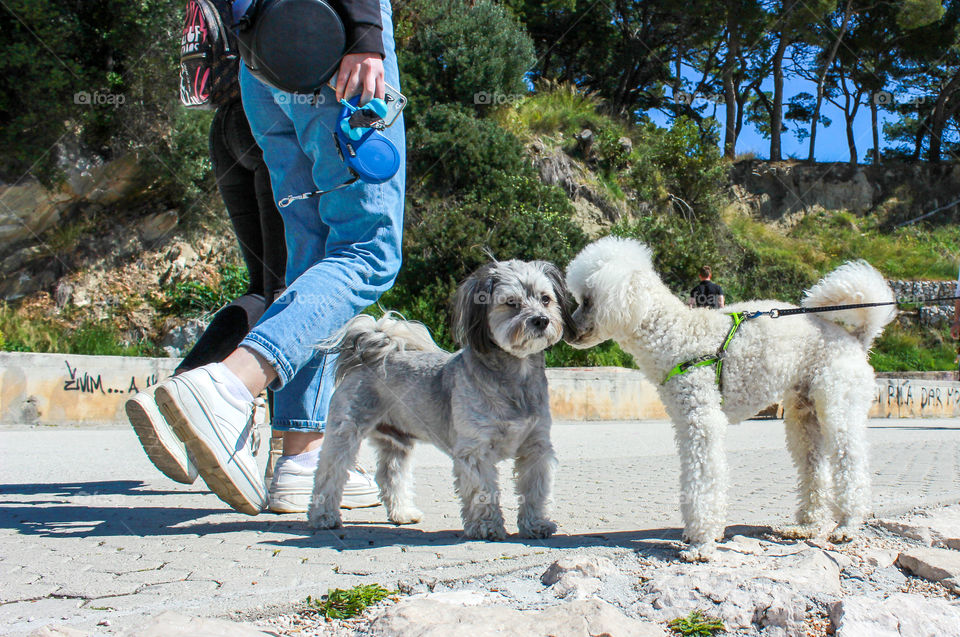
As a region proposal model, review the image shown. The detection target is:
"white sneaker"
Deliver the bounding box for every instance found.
[269,458,380,513]
[154,365,267,515]
[125,386,197,485]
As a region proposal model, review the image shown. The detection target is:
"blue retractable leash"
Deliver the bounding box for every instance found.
[278,95,401,208]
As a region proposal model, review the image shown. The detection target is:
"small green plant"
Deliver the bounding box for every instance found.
[305,584,397,620]
[668,610,725,636]
[163,263,250,318]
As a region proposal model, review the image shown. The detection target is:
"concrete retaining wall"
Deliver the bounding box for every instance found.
[545,367,667,421]
[0,353,179,426]
[871,378,960,418]
[1,352,957,426]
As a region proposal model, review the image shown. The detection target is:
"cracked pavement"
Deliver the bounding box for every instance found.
[2,418,960,635]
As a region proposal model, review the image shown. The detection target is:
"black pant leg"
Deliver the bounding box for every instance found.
[254,163,287,303]
[212,101,267,297]
[174,294,267,373]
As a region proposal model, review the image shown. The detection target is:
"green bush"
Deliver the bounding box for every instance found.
[396,0,534,118]
[871,322,957,372]
[500,81,608,139]
[410,104,537,196]
[545,341,635,368]
[0,0,186,187]
[611,214,726,293]
[630,117,728,214]
[595,128,632,173]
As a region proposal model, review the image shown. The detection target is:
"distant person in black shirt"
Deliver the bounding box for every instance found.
[689,266,725,309]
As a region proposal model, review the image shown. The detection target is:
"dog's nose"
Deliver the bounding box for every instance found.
[530,315,549,330]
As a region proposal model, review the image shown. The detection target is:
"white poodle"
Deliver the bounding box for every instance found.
[565,236,896,561]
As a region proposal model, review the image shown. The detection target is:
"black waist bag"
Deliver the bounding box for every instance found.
[234,0,345,94]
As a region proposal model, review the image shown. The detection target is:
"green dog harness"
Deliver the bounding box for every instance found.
[662,311,746,391]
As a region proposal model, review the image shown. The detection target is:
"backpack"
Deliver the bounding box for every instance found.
[179,0,240,108]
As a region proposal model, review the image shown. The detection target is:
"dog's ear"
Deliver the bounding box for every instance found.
[539,261,579,341]
[452,264,498,354]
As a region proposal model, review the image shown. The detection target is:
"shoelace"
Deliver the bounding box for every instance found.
[247,397,267,456]
[243,409,261,457]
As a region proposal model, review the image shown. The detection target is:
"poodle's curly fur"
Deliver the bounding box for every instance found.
[566,237,897,561]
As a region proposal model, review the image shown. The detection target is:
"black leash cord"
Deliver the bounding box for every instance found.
[747,295,960,320]
[278,176,359,208]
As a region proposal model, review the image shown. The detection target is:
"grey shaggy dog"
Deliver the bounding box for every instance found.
[307,260,575,540]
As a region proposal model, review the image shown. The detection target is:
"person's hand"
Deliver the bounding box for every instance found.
[335,53,385,104]
[952,319,960,340]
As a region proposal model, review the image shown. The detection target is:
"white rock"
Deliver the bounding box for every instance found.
[758,546,843,596]
[893,509,960,550]
[551,574,602,599]
[860,548,898,568]
[639,545,841,634]
[541,555,618,586]
[830,593,960,637]
[727,534,765,554]
[897,548,960,593]
[368,597,666,637]
[877,519,933,545]
[138,210,178,242]
[131,612,271,637]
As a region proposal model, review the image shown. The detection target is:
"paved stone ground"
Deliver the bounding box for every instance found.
[2,418,960,635]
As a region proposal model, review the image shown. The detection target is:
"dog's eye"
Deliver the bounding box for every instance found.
[505,297,519,308]
[541,295,551,306]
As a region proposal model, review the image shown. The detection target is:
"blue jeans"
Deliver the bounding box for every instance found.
[238,0,404,432]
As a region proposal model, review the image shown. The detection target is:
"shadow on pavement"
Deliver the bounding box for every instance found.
[867,425,960,431]
[0,480,774,560]
[0,480,183,498]
[260,522,775,556]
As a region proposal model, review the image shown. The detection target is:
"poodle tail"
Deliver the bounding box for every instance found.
[324,311,444,384]
[802,260,897,349]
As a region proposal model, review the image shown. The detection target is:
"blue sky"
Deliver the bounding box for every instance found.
[646,75,901,163]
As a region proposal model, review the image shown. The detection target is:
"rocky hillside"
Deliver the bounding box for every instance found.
[0,149,238,356]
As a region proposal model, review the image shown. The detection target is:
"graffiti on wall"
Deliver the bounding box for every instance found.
[62,360,160,395]
[875,379,960,415]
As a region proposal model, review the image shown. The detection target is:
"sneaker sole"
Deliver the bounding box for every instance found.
[155,384,264,516]
[267,493,381,514]
[125,398,196,485]
[341,495,382,510]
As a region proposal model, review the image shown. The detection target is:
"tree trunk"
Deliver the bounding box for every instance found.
[723,9,741,158]
[807,0,854,162]
[770,34,789,162]
[870,97,880,165]
[913,112,932,160]
[929,68,960,162]
[675,51,682,97]
[845,103,859,164]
